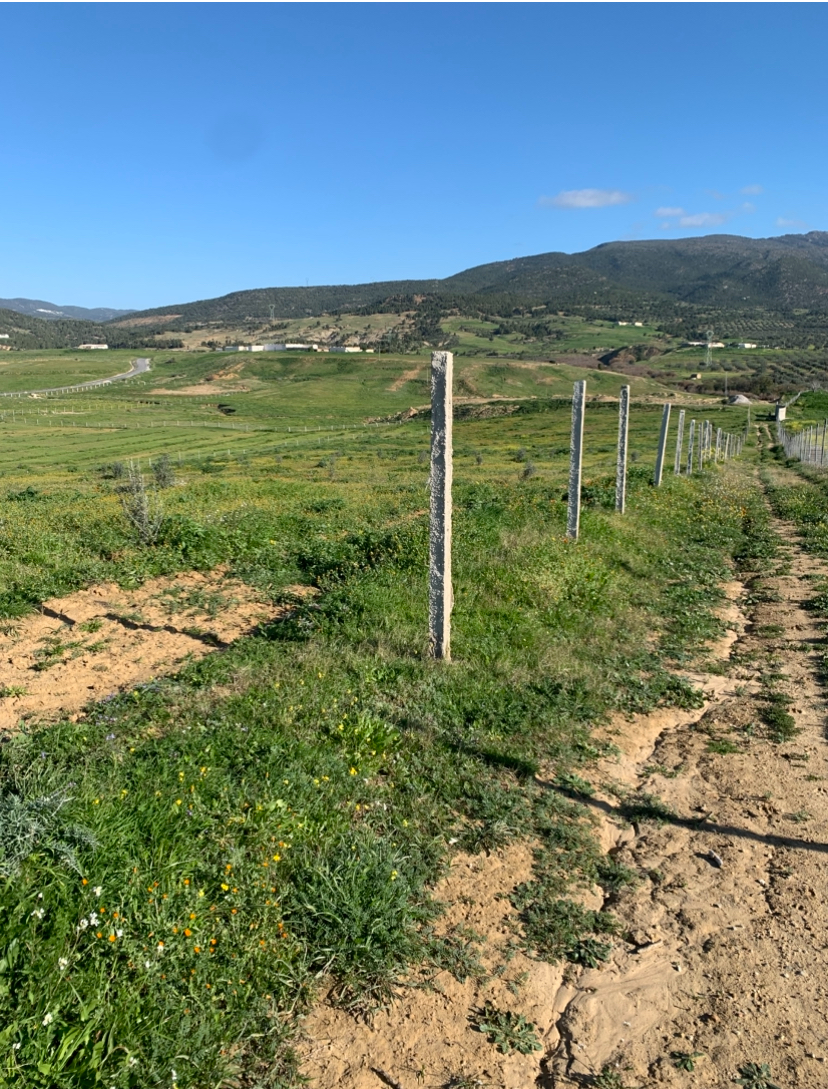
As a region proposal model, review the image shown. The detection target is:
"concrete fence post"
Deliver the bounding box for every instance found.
[654,402,671,486]
[429,351,453,660]
[567,380,586,540]
[687,419,696,474]
[674,409,686,475]
[698,421,705,471]
[615,384,630,513]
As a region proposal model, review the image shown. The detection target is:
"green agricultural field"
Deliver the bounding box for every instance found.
[442,313,670,359]
[0,364,757,1088]
[0,350,140,393]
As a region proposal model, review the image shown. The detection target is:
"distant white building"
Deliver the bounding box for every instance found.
[737,342,758,349]
[633,321,644,327]
[77,343,108,349]
[0,333,9,339]
[617,321,629,326]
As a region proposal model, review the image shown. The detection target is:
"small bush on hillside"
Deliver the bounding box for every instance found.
[119,462,164,546]
[151,454,175,489]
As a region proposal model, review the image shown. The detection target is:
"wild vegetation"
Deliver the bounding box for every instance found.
[0,345,763,1086]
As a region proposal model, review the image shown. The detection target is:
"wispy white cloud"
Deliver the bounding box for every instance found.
[742,202,756,214]
[679,212,727,228]
[540,188,633,209]
[776,216,808,229]
[741,184,763,195]
[655,206,684,217]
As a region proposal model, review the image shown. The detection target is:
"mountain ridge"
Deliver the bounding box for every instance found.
[105,231,828,329]
[0,298,135,323]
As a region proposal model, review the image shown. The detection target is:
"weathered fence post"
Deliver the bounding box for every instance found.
[429,351,453,660]
[687,419,696,474]
[674,409,686,475]
[567,380,586,540]
[698,421,705,472]
[615,384,630,513]
[654,402,671,486]
[715,427,722,461]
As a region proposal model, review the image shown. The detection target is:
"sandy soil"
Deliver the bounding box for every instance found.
[0,569,282,732]
[387,366,423,393]
[299,464,828,1089]
[150,384,252,396]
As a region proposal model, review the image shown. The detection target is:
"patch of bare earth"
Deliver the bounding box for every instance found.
[300,843,576,1089]
[150,384,251,396]
[0,569,287,731]
[299,471,828,1088]
[387,366,423,393]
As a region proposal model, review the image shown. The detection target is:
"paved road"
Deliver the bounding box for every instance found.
[0,356,151,398]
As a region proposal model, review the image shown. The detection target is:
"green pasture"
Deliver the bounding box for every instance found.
[0,381,749,479]
[0,350,140,392]
[0,351,682,466]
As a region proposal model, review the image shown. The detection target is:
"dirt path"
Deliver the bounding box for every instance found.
[300,462,828,1089]
[549,463,828,1087]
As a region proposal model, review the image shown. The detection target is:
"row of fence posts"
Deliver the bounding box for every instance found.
[428,353,747,660]
[777,418,828,466]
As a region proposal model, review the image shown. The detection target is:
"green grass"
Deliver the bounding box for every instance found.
[0,350,140,392]
[0,362,763,1086]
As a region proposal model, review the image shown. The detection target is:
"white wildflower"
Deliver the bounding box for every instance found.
[128,1056,138,1068]
[31,908,44,920]
[144,960,151,969]
[58,957,69,970]
[12,1042,20,1050]
[42,1013,53,1026]
[78,918,89,931]
[116,929,123,938]
[89,913,99,926]
[93,886,103,897]
[37,892,43,900]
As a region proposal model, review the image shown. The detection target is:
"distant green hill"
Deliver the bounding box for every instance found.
[0,308,182,350]
[109,231,828,329]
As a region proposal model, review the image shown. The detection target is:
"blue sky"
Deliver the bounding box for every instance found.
[1,2,826,309]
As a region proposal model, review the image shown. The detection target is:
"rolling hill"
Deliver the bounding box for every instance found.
[108,231,828,329]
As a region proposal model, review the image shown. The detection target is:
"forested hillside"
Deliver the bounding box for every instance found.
[0,308,182,350]
[109,231,828,330]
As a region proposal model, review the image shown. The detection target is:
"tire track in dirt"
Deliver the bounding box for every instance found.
[546,463,828,1088]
